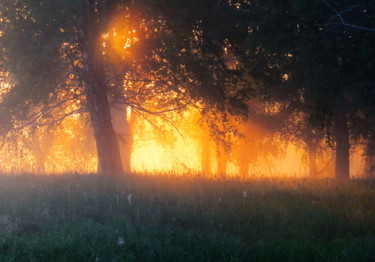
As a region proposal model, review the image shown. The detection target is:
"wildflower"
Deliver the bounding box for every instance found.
[127,193,133,205]
[243,191,248,198]
[117,237,125,246]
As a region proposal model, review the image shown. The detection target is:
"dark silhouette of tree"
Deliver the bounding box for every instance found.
[0,0,249,175]
[236,0,375,179]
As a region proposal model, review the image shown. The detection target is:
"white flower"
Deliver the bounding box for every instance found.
[117,237,125,246]
[127,193,133,205]
[242,191,248,198]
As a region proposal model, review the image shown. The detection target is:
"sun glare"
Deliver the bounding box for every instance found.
[0,75,12,102]
[101,14,140,61]
[0,10,369,179]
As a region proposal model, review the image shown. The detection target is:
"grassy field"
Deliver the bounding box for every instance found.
[0,174,374,261]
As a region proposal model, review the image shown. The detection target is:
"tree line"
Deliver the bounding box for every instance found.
[0,0,374,179]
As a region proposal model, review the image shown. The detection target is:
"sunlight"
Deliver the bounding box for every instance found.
[102,15,140,60]
[0,6,371,179]
[0,77,11,102]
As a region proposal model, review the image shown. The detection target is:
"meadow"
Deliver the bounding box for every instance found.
[0,174,374,261]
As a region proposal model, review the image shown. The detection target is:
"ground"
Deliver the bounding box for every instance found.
[0,174,374,261]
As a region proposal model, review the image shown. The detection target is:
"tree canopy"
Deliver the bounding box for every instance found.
[0,0,374,178]
[235,0,375,179]
[0,0,250,174]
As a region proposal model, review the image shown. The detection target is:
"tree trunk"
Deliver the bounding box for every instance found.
[110,102,133,173]
[30,127,53,174]
[334,101,350,180]
[308,149,318,178]
[365,156,375,178]
[201,126,212,176]
[80,10,123,175]
[216,145,227,177]
[365,133,375,178]
[238,140,250,177]
[239,160,249,178]
[306,137,319,178]
[86,81,123,175]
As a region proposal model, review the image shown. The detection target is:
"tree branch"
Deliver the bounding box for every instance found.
[1,108,86,136]
[323,0,375,32]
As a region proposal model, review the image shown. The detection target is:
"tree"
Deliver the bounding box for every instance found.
[236,0,375,179]
[322,0,375,32]
[0,0,249,175]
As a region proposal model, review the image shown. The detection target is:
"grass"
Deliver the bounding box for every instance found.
[0,174,374,261]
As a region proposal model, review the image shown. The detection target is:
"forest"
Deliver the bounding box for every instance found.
[0,0,374,261]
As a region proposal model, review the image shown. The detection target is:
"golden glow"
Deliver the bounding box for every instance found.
[0,74,12,102]
[101,16,140,60]
[0,77,352,177]
[0,11,368,178]
[0,100,367,177]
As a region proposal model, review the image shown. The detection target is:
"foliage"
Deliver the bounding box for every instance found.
[0,0,253,174]
[238,0,375,142]
[0,0,249,131]
[0,0,374,175]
